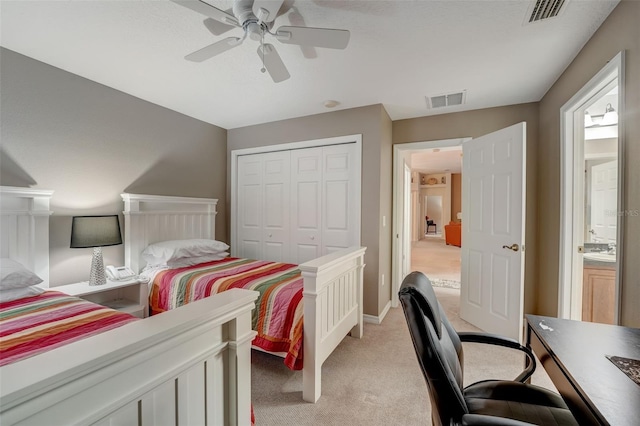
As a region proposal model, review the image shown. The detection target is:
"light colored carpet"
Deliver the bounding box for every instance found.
[251,286,556,425]
[411,238,461,282]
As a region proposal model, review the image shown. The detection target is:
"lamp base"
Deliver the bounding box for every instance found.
[89,247,107,286]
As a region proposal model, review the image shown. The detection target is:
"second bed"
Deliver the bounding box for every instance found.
[122,192,367,403]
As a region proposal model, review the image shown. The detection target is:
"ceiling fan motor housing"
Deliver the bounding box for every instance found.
[233,0,271,40]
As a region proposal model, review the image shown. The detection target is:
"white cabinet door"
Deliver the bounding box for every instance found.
[291,147,323,263]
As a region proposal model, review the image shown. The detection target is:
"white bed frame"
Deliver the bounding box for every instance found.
[0,186,53,287]
[122,193,367,403]
[0,187,258,425]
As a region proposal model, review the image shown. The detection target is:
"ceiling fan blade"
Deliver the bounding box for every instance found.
[275,26,350,49]
[252,0,284,23]
[171,0,239,27]
[203,17,235,36]
[257,44,290,83]
[185,37,242,62]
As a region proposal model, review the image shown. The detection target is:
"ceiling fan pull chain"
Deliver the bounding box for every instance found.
[260,31,266,73]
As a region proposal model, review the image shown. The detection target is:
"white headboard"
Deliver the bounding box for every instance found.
[0,186,54,287]
[121,193,218,273]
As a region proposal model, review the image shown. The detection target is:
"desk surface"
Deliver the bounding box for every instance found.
[526,315,640,426]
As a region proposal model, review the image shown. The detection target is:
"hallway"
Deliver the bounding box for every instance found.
[411,236,461,283]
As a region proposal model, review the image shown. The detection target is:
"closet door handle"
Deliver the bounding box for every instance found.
[310,236,315,240]
[502,243,519,252]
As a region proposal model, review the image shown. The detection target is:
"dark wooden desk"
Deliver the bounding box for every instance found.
[526,315,640,425]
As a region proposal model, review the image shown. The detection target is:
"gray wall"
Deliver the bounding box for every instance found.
[537,0,640,327]
[393,103,540,315]
[0,48,228,287]
[227,104,394,317]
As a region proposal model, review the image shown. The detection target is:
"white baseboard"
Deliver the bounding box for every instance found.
[363,301,392,325]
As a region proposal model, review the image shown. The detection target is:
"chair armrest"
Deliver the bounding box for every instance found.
[458,332,536,382]
[461,414,536,426]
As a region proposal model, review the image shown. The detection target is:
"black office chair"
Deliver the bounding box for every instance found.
[426,218,437,234]
[399,272,578,426]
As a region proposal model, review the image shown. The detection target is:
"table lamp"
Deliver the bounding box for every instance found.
[70,215,122,286]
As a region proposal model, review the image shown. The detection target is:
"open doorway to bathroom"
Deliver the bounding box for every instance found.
[559,52,624,325]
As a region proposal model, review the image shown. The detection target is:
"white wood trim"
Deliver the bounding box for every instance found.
[0,287,259,425]
[0,186,53,287]
[230,134,362,254]
[558,51,624,322]
[363,301,391,325]
[122,193,366,403]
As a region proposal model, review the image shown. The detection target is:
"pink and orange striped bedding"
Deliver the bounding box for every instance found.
[149,257,304,370]
[0,291,138,366]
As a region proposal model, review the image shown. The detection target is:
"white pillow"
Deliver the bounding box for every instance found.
[142,239,230,266]
[0,286,45,303]
[0,258,44,289]
[167,252,229,269]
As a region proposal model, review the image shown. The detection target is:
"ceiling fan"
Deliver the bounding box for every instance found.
[171,0,351,83]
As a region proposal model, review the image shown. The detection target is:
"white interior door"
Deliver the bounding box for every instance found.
[290,147,323,263]
[460,122,526,342]
[236,155,263,260]
[237,152,290,261]
[590,160,617,243]
[322,143,360,254]
[262,151,291,262]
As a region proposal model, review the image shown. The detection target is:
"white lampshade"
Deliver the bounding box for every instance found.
[600,103,618,126]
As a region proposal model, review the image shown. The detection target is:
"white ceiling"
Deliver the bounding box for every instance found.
[0,0,619,130]
[411,147,463,174]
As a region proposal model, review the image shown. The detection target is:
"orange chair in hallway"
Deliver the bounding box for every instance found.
[444,221,461,247]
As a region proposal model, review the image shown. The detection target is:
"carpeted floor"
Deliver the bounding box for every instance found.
[251,286,556,425]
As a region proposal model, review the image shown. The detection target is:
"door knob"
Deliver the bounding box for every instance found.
[502,243,519,252]
[310,236,315,240]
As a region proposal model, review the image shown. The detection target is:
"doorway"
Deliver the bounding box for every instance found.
[391,138,468,308]
[559,51,625,324]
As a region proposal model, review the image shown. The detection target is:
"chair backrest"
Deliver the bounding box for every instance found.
[399,271,468,426]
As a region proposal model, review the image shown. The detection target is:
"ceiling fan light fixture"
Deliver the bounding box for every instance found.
[584,111,594,127]
[600,103,618,126]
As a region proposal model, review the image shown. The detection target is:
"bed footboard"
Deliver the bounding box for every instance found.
[299,246,366,403]
[0,289,258,426]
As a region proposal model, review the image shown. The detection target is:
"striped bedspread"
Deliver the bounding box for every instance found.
[149,257,304,370]
[0,291,138,367]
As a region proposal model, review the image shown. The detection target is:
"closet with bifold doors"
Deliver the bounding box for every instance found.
[235,141,361,265]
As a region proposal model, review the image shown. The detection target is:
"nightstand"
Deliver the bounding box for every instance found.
[54,278,148,318]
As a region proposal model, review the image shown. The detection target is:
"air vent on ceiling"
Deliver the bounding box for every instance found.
[527,0,567,23]
[426,90,467,109]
